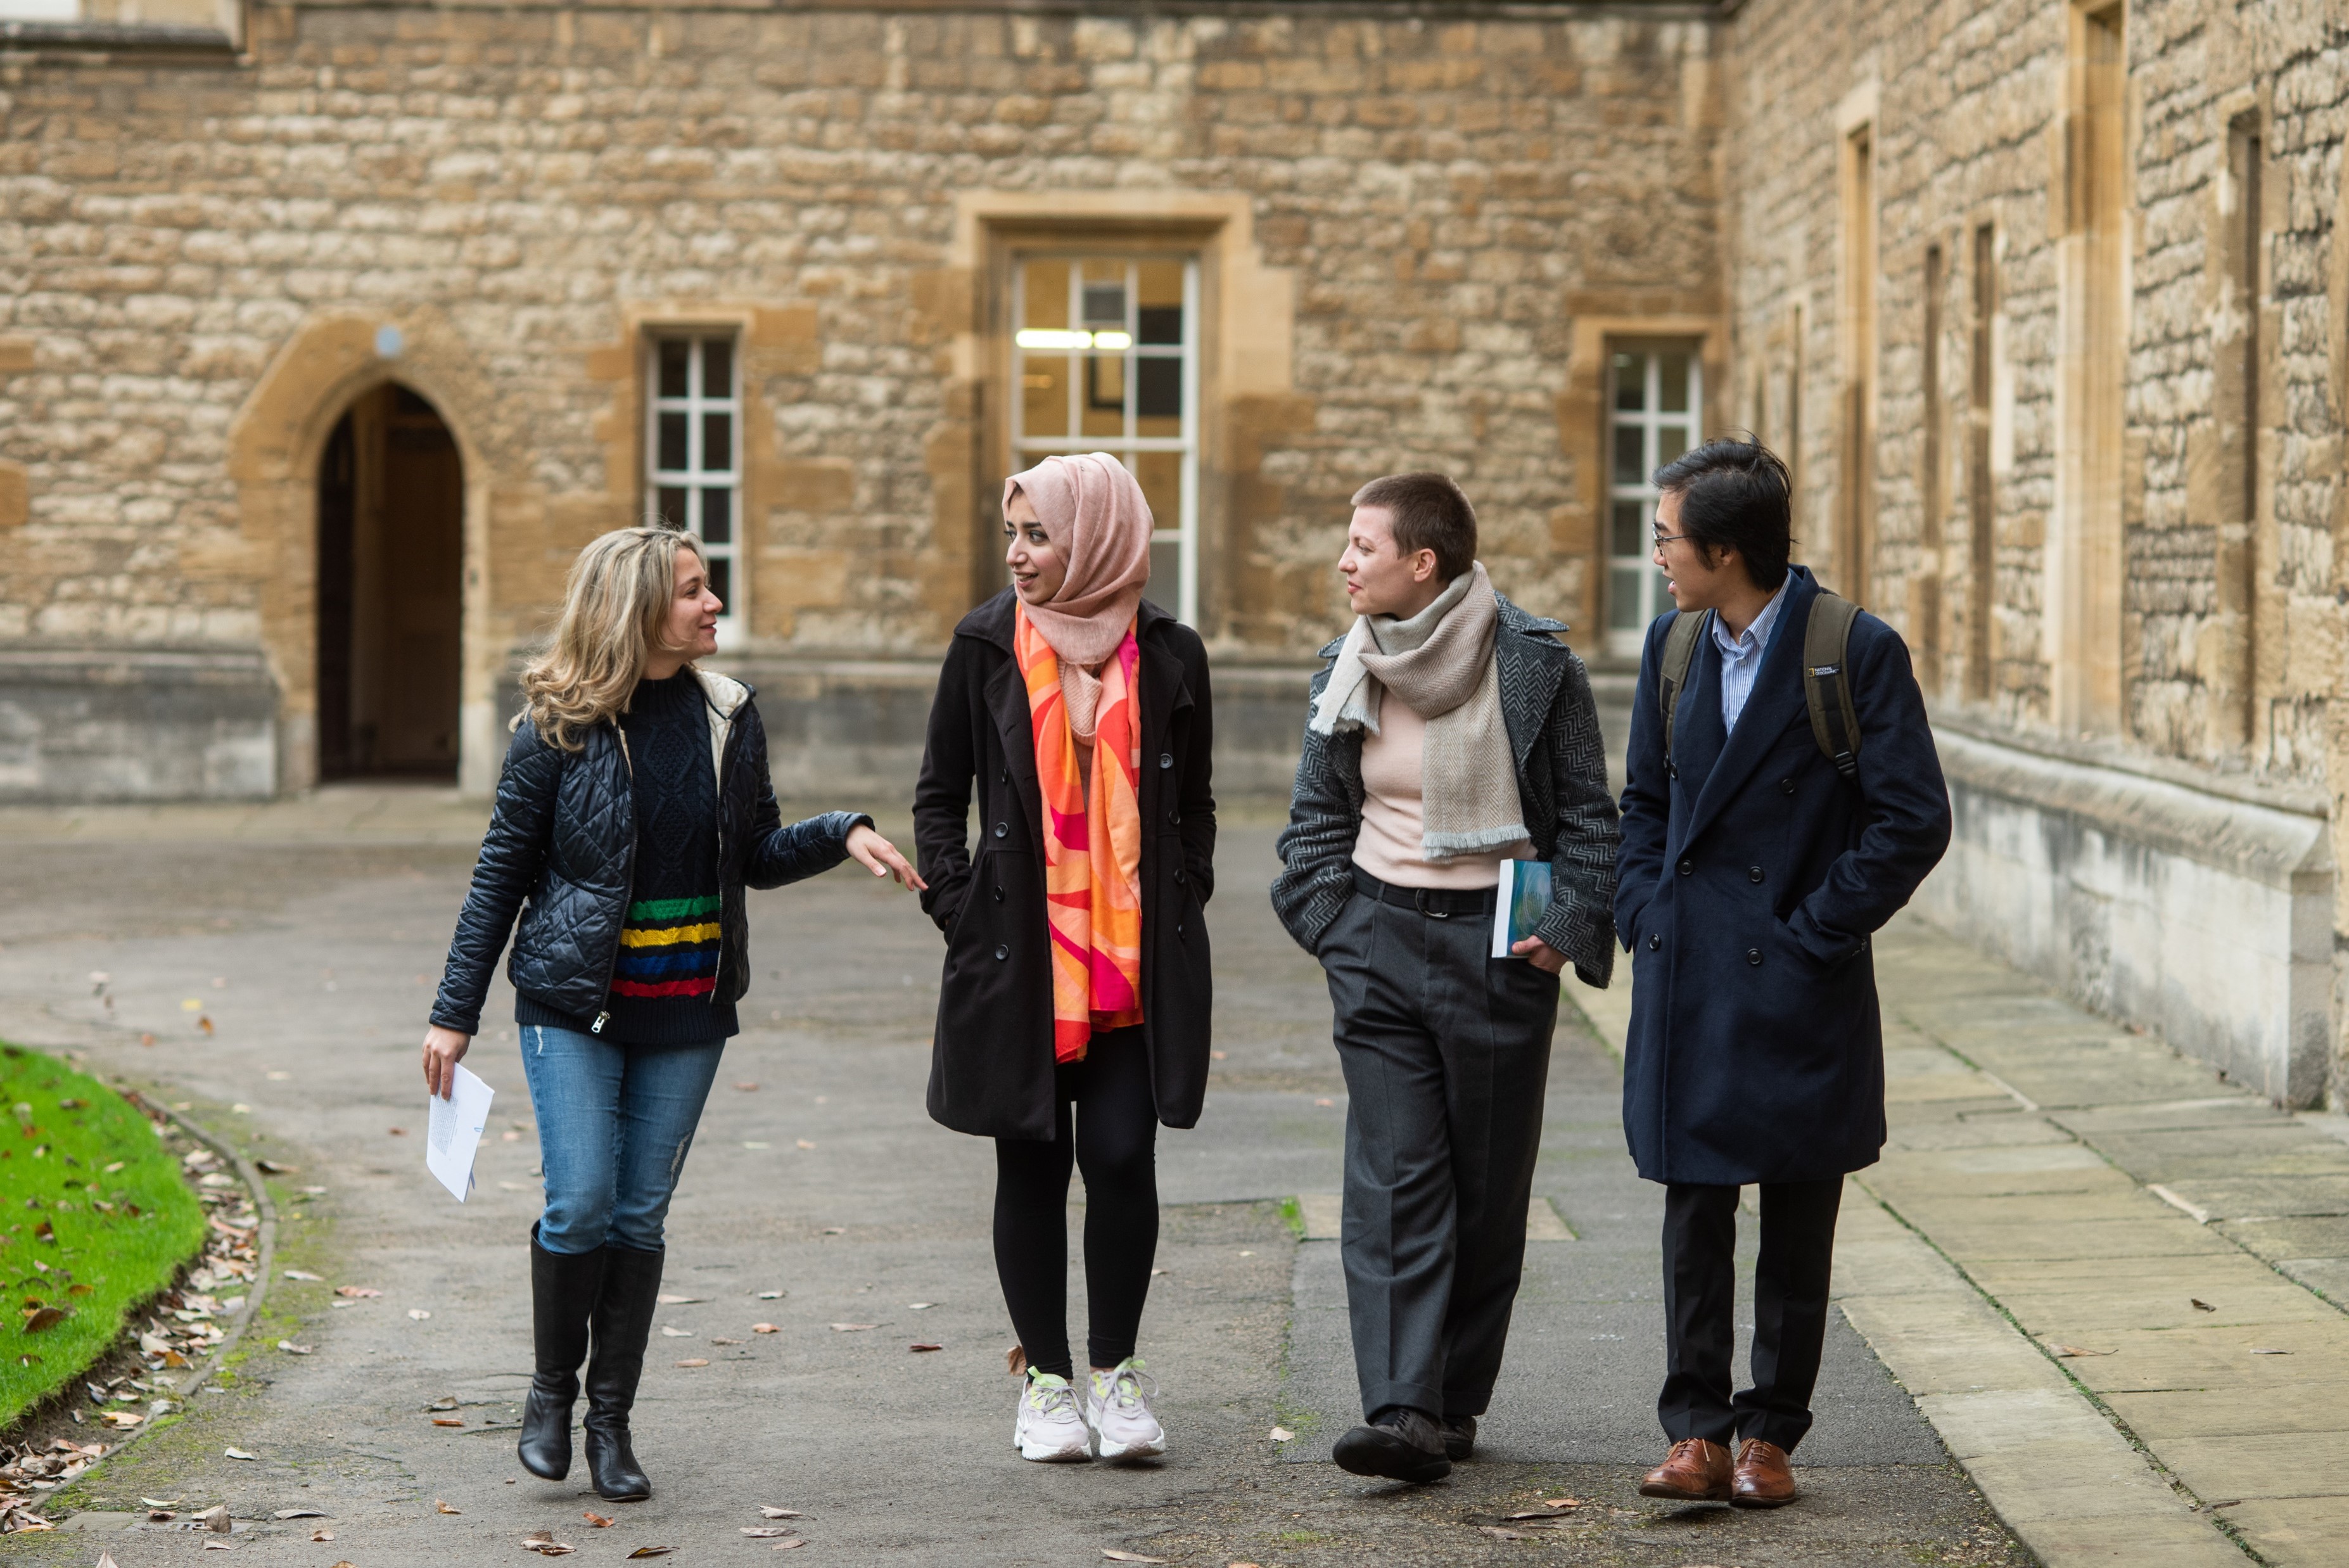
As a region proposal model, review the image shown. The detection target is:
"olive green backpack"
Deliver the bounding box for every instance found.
[1657,591,1863,781]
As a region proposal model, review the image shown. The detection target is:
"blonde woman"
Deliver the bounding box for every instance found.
[423,524,920,1502]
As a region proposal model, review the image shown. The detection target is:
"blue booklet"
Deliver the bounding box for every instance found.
[1490,858,1553,958]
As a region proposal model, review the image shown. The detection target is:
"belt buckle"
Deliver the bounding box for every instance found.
[1413,888,1451,920]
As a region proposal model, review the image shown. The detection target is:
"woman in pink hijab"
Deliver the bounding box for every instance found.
[913,452,1218,1467]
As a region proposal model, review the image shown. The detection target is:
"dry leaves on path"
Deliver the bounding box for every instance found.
[431,1418,464,1428]
[335,1286,381,1299]
[223,1447,257,1460]
[312,1531,334,1543]
[909,1342,943,1353]
[627,1547,676,1558]
[760,1508,804,1519]
[523,1531,575,1556]
[282,1269,323,1282]
[675,1358,710,1368]
[752,1323,779,1335]
[583,1512,614,1529]
[436,1500,462,1514]
[1102,1552,1167,1564]
[277,1341,312,1354]
[828,1323,874,1332]
[742,1527,798,1538]
[1266,1427,1294,1442]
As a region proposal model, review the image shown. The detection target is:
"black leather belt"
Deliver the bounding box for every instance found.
[1351,865,1498,921]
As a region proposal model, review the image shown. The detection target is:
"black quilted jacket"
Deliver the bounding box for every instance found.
[1270,593,1620,988]
[430,669,867,1038]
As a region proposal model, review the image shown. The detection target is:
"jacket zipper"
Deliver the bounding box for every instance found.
[710,688,732,1010]
[591,723,637,1036]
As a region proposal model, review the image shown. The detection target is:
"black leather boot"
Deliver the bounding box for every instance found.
[518,1226,606,1481]
[582,1242,664,1501]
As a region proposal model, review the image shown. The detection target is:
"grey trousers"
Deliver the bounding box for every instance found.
[1319,872,1561,1421]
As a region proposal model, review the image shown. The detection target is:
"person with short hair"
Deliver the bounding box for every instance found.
[1273,472,1618,1482]
[423,523,922,1501]
[1616,438,1949,1508]
[913,453,1216,1466]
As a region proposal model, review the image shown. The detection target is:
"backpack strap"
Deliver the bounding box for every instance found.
[1657,609,1709,771]
[1802,591,1863,781]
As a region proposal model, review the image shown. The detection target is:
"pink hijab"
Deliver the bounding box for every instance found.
[1004,452,1152,672]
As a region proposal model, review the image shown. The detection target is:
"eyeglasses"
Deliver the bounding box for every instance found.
[1651,530,1688,549]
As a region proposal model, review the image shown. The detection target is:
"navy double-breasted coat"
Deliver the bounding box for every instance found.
[1614,565,1952,1186]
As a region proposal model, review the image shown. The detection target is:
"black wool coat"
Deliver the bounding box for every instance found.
[1614,566,1952,1186]
[912,590,1217,1141]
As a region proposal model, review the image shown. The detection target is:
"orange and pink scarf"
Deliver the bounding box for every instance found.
[1014,604,1144,1063]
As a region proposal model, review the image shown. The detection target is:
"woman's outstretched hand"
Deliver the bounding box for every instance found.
[423,1025,472,1100]
[848,823,927,891]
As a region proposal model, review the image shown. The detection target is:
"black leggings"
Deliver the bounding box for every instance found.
[993,1027,1159,1380]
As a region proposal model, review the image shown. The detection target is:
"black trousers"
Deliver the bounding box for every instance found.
[992,1027,1157,1380]
[1658,1177,1843,1453]
[1320,872,1560,1422]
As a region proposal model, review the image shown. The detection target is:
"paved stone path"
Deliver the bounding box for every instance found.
[0,791,2029,1567]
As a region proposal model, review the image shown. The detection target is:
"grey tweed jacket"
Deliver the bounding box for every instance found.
[1269,593,1620,988]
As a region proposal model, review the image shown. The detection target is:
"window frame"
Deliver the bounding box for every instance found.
[1008,253,1202,626]
[644,331,745,649]
[1603,341,1705,660]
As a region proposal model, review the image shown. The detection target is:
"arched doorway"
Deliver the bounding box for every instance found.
[314,383,464,780]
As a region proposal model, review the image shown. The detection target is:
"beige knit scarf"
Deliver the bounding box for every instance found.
[1309,562,1529,862]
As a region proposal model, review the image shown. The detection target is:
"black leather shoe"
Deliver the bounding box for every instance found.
[1439,1413,1477,1462]
[1333,1408,1452,1483]
[582,1242,663,1501]
[518,1225,606,1481]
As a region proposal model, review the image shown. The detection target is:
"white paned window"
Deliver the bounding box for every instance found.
[646,334,742,646]
[1605,345,1703,660]
[1010,256,1200,624]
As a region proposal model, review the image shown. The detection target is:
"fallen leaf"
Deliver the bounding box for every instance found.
[743,1527,798,1538]
[1267,1426,1295,1441]
[432,1417,464,1427]
[910,1342,943,1352]
[256,1161,297,1175]
[389,1127,405,1136]
[752,1323,780,1334]
[436,1500,461,1514]
[429,1394,459,1408]
[711,1337,743,1346]
[1506,1508,1578,1518]
[829,1322,875,1332]
[202,1543,232,1552]
[1102,1553,1167,1564]
[273,1508,328,1519]
[821,1226,844,1235]
[21,1304,66,1332]
[283,1269,323,1281]
[2251,1347,2291,1355]
[335,1286,381,1299]
[2191,1299,2217,1312]
[278,1340,312,1354]
[2049,1343,2115,1357]
[734,1082,760,1092]
[409,1309,432,1320]
[771,1543,806,1553]
[196,1505,231,1531]
[1477,1527,1528,1541]
[756,1289,785,1299]
[655,1294,708,1304]
[313,1530,334,1543]
[627,1549,676,1559]
[101,1411,142,1427]
[198,1017,214,1036]
[660,1326,694,1337]
[522,1545,576,1557]
[909,1302,936,1310]
[141,1497,184,1508]
[796,1140,816,1150]
[584,1512,615,1528]
[1006,1344,1026,1376]
[760,1508,805,1519]
[140,1033,155,1047]
[675,1358,710,1368]
[1314,1097,1334,1107]
[1538,1498,1581,1508]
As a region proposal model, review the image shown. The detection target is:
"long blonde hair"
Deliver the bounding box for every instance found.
[518,525,707,751]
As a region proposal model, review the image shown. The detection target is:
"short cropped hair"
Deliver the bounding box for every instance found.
[1351,472,1478,582]
[1651,437,1793,592]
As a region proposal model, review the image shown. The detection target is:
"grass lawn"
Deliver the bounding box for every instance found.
[0,1043,207,1428]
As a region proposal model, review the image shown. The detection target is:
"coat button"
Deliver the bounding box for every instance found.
[1001,768,1010,785]
[994,822,1009,839]
[1748,866,1764,883]
[1169,810,1181,825]
[1781,777,1795,795]
[1159,752,1174,770]
[1174,869,1186,885]
[1176,921,1185,938]
[993,944,1009,961]
[1747,948,1762,966]
[1677,858,1692,876]
[1648,934,1660,952]
[992,885,1003,903]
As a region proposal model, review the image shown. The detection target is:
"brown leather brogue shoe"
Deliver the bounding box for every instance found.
[1638,1437,1732,1501]
[1730,1437,1797,1508]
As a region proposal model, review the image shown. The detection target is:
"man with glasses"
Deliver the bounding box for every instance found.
[1615,438,1949,1508]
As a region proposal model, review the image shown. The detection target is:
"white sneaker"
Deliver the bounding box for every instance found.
[1013,1370,1093,1462]
[1085,1357,1166,1462]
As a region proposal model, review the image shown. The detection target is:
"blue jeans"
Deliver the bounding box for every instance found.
[519,1024,726,1255]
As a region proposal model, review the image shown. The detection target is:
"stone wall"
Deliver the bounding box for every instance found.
[0,0,1720,800]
